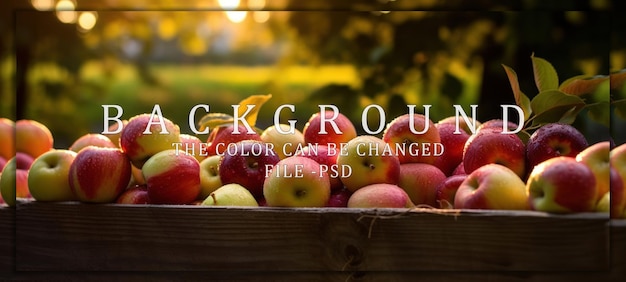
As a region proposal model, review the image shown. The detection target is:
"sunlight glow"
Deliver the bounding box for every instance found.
[31,0,55,11]
[225,11,247,23]
[56,0,77,24]
[253,11,270,23]
[78,12,98,32]
[218,0,241,10]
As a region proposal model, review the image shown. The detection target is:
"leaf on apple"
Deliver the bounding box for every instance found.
[559,75,609,96]
[614,99,626,120]
[528,90,585,127]
[197,94,273,132]
[197,113,235,132]
[609,70,626,91]
[236,94,273,127]
[502,64,532,121]
[531,54,559,92]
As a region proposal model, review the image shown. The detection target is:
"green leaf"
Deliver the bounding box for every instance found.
[529,90,586,126]
[614,99,626,120]
[610,70,626,92]
[559,75,609,97]
[502,64,532,121]
[531,54,559,92]
[586,101,611,128]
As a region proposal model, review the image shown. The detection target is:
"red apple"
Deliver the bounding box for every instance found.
[575,141,610,203]
[0,118,14,160]
[477,119,520,133]
[610,167,625,218]
[326,188,352,207]
[303,110,357,147]
[526,123,588,169]
[347,183,414,208]
[397,163,447,207]
[219,140,280,198]
[437,115,481,135]
[69,133,117,153]
[143,149,201,205]
[463,129,526,179]
[435,174,468,209]
[452,162,466,176]
[295,145,343,191]
[15,152,34,170]
[526,157,597,213]
[0,156,6,171]
[15,119,54,159]
[120,114,181,169]
[205,124,262,156]
[433,122,470,176]
[116,184,150,204]
[69,146,132,203]
[1,157,31,206]
[382,113,441,164]
[455,164,529,210]
[336,135,401,192]
[263,156,331,207]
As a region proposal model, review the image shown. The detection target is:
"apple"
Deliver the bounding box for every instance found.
[397,163,447,207]
[463,128,526,179]
[437,115,481,135]
[433,122,470,176]
[455,164,529,210]
[295,145,343,191]
[15,152,34,170]
[610,167,625,218]
[0,156,6,171]
[303,110,357,147]
[326,188,352,207]
[595,191,609,213]
[263,156,331,207]
[103,119,128,147]
[382,113,441,164]
[28,149,77,202]
[610,144,626,217]
[435,174,468,209]
[336,135,401,192]
[179,133,207,163]
[0,157,31,206]
[120,114,181,169]
[452,162,466,176]
[143,149,201,205]
[526,123,588,169]
[347,183,414,208]
[15,119,54,159]
[69,146,132,203]
[219,140,280,198]
[201,183,259,207]
[129,164,145,186]
[69,133,117,153]
[205,124,262,156]
[116,184,150,204]
[477,119,520,133]
[0,118,14,160]
[526,157,597,213]
[575,141,610,202]
[198,155,223,199]
[261,123,305,160]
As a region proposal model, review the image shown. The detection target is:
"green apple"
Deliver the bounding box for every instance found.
[28,149,77,202]
[263,156,331,207]
[595,191,609,213]
[199,155,223,199]
[201,183,258,207]
[0,158,31,206]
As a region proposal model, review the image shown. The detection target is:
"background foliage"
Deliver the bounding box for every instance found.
[2,0,624,147]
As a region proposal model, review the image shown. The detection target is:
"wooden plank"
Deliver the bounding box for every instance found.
[14,202,609,273]
[0,207,13,274]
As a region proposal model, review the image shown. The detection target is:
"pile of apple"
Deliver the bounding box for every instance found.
[0,111,625,219]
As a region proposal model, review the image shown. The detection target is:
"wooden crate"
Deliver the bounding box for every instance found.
[1,202,624,281]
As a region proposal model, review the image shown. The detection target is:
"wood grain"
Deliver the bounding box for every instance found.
[0,207,13,275]
[13,202,611,275]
